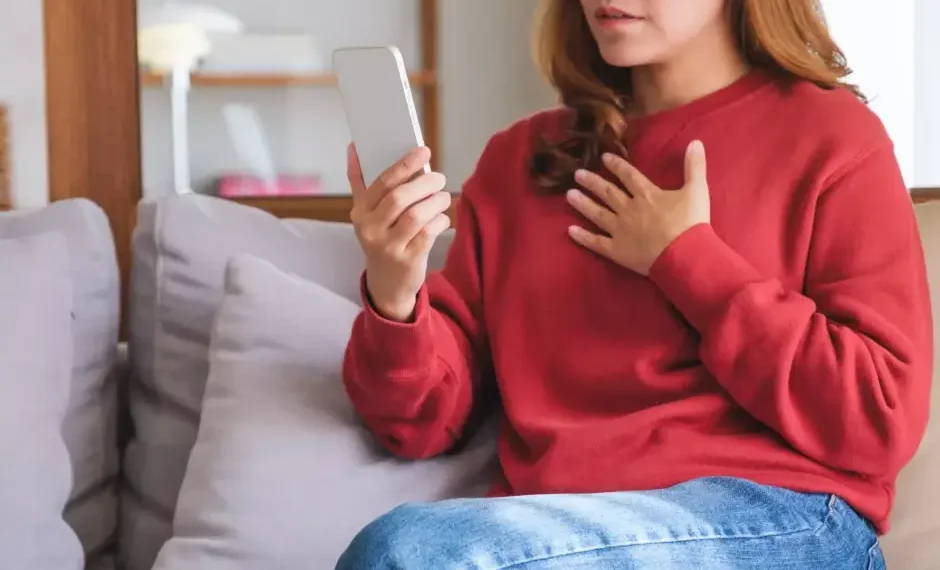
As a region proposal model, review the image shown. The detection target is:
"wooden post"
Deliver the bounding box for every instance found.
[0,105,9,210]
[420,0,440,170]
[43,0,143,336]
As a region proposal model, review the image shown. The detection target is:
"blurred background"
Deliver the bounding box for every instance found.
[133,0,556,201]
[0,0,937,211]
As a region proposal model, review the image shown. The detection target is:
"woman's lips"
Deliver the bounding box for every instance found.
[595,6,645,28]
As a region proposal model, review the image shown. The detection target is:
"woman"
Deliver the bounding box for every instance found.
[337,0,931,568]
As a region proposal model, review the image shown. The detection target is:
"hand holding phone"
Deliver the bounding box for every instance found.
[347,144,451,323]
[335,45,451,321]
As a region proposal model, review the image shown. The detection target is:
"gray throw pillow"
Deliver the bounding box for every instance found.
[125,195,454,570]
[0,199,121,568]
[0,233,84,570]
[151,255,496,570]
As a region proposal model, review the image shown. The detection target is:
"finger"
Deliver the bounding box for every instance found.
[573,168,629,212]
[361,146,432,212]
[372,172,447,229]
[566,189,617,233]
[601,153,656,199]
[346,143,366,195]
[568,225,615,259]
[684,140,707,189]
[389,191,452,245]
[407,212,452,254]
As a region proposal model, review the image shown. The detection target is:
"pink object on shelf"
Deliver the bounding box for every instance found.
[217,174,323,197]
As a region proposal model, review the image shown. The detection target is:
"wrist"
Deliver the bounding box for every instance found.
[372,295,418,323]
[365,281,418,323]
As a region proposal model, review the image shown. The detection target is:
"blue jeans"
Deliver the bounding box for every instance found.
[335,477,885,569]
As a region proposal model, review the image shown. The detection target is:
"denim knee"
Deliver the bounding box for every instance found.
[335,503,431,570]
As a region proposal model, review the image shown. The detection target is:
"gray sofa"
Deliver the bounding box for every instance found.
[2,195,938,569]
[0,200,121,570]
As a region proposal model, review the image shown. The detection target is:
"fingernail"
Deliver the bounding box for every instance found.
[688,140,704,154]
[566,189,581,203]
[574,169,589,181]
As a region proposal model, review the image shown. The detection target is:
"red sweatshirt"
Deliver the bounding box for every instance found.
[343,71,932,532]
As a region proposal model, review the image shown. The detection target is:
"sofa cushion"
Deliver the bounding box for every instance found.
[0,232,85,570]
[880,201,940,568]
[0,199,121,568]
[151,255,495,569]
[124,195,454,570]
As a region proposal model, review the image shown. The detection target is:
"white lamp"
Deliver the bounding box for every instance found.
[138,3,243,194]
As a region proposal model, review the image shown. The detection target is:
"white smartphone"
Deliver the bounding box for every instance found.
[333,46,429,187]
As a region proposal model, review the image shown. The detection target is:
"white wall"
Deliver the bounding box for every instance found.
[440,0,557,187]
[139,0,556,195]
[0,0,49,208]
[916,0,940,187]
[822,0,917,187]
[823,0,940,188]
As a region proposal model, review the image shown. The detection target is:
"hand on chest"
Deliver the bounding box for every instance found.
[492,135,804,326]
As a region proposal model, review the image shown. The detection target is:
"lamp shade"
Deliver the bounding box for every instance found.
[137,2,243,72]
[138,24,212,72]
[138,2,244,33]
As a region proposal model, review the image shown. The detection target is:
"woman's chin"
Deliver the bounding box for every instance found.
[597,45,661,69]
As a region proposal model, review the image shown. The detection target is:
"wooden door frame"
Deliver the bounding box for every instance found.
[44,0,142,329]
[0,105,9,210]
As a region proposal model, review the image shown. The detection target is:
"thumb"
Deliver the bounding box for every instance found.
[684,140,707,190]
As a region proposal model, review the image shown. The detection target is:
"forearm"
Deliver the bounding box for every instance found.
[343,281,484,460]
[343,130,500,460]
[696,281,927,475]
[650,224,931,476]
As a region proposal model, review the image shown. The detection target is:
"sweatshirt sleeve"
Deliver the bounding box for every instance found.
[342,182,492,461]
[648,143,933,478]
